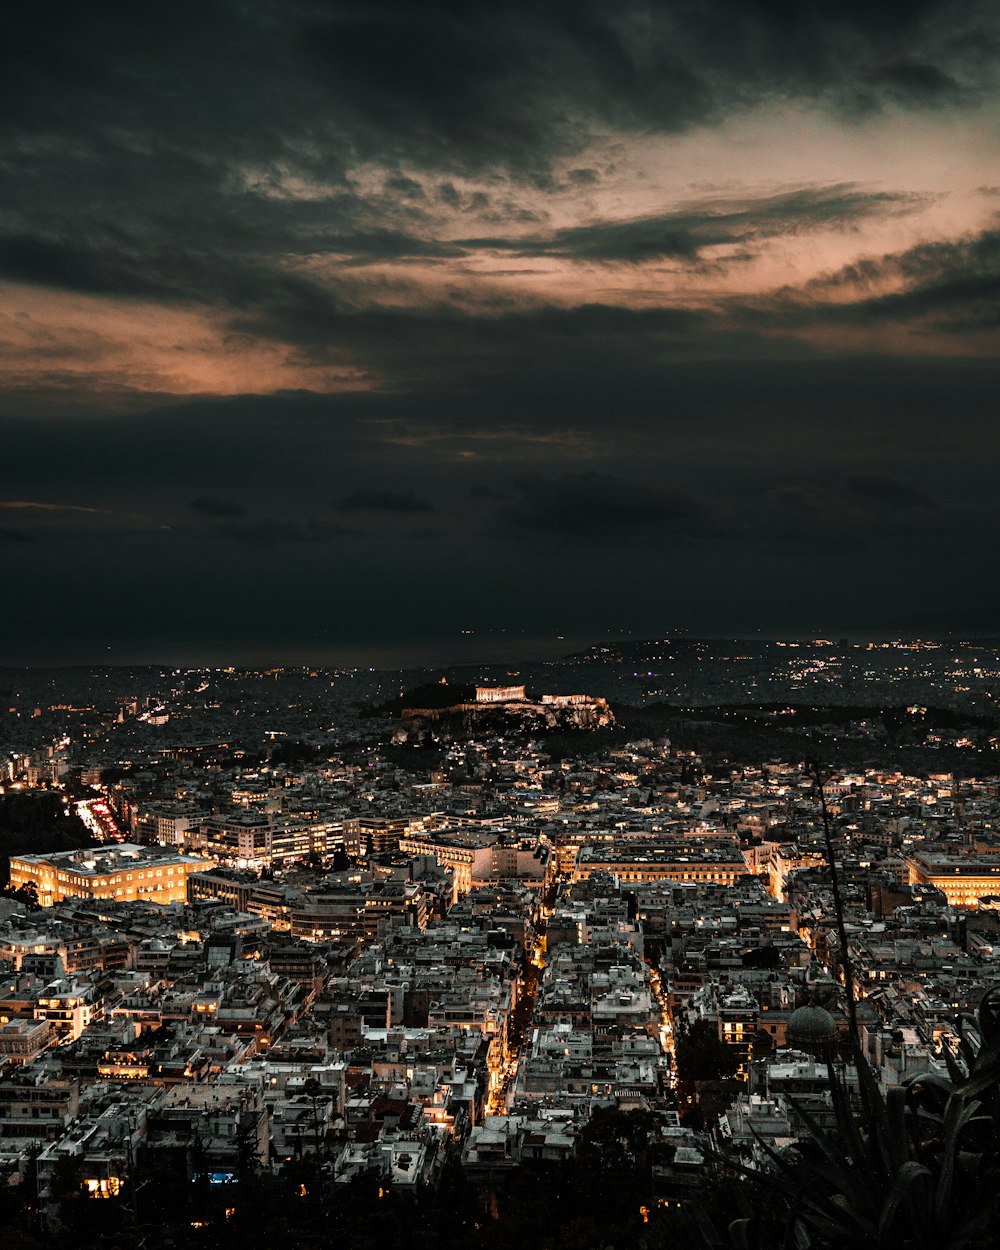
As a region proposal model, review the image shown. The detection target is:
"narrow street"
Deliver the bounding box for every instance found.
[647,961,676,1089]
[486,903,550,1114]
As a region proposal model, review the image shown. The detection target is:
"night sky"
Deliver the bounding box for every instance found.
[2,2,999,666]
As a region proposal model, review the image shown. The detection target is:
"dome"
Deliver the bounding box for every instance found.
[787,1004,837,1047]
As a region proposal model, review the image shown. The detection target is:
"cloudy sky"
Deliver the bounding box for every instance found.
[2,1,999,665]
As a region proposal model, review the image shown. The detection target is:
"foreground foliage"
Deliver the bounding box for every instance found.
[704,986,1000,1250]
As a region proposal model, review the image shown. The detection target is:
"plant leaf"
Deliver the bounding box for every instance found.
[876,1159,931,1241]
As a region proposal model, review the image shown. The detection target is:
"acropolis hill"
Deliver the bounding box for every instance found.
[392,681,614,744]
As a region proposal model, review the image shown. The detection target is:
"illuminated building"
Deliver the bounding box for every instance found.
[571,839,749,887]
[906,852,1000,908]
[187,869,430,942]
[475,685,526,703]
[0,1018,52,1066]
[399,832,496,897]
[8,843,211,907]
[719,988,759,1077]
[202,813,352,867]
[398,831,544,899]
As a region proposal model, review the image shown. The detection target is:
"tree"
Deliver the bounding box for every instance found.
[576,1106,657,1173]
[1,881,38,909]
[674,1019,739,1084]
[752,1027,774,1057]
[742,946,781,969]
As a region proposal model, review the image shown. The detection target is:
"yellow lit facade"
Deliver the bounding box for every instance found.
[906,853,1000,909]
[9,844,213,907]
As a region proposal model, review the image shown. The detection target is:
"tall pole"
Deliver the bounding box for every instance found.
[810,762,861,1047]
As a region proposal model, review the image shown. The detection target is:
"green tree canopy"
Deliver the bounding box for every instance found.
[674,1018,739,1083]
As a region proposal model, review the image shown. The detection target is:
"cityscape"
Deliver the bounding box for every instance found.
[3,641,1000,1245]
[5,1,1000,1247]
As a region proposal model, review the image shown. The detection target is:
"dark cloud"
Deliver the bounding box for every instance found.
[852,229,1000,329]
[757,485,870,549]
[0,3,992,393]
[1,3,999,661]
[189,497,246,518]
[868,59,963,102]
[767,485,831,516]
[845,473,935,508]
[4,4,990,173]
[1,356,999,660]
[465,186,930,264]
[0,235,148,298]
[725,224,1000,337]
[217,517,354,548]
[337,488,434,513]
[295,1,996,172]
[744,477,977,554]
[243,302,708,395]
[311,229,465,265]
[505,472,721,537]
[384,174,426,200]
[0,5,993,285]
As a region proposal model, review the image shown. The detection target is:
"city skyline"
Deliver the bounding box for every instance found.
[3,3,1000,664]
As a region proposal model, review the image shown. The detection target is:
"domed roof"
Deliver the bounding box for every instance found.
[787,1004,837,1044]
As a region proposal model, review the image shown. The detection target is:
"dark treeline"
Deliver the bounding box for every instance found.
[0,790,94,887]
[2,1110,720,1250]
